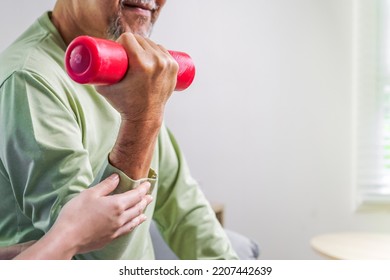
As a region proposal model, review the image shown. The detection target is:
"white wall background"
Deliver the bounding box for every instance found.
[2,0,390,259]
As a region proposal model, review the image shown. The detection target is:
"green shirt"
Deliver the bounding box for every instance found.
[0,12,237,260]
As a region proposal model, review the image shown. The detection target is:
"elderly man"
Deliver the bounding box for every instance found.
[0,0,237,259]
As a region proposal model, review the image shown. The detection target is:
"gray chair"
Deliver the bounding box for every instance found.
[150,221,260,260]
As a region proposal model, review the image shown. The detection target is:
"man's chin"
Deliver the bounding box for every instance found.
[107,18,153,39]
[121,24,153,38]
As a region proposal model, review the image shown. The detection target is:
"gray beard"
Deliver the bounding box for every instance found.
[107,15,125,40]
[106,14,153,40]
[106,1,155,40]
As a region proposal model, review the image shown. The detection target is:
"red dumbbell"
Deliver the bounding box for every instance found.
[65,36,195,91]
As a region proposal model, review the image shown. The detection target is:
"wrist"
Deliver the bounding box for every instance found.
[109,118,161,179]
[45,224,79,259]
[120,109,164,128]
[14,226,78,260]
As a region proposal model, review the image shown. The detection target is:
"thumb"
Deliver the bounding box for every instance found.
[92,173,120,196]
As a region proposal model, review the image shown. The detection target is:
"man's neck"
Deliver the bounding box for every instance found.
[51,1,99,46]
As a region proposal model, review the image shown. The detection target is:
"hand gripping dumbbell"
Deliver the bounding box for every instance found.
[65,36,195,91]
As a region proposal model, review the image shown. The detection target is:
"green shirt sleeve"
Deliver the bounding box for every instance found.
[1,70,87,231]
[153,126,239,260]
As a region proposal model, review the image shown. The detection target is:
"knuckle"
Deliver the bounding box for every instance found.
[140,198,147,210]
[133,216,141,227]
[146,54,165,72]
[116,217,125,228]
[135,199,146,215]
[128,225,135,232]
[119,32,133,43]
[112,201,125,215]
[142,59,155,73]
[152,52,171,72]
[137,188,145,201]
[111,231,120,240]
[125,221,136,233]
[138,205,143,216]
[112,223,121,232]
[157,55,169,70]
[171,59,179,73]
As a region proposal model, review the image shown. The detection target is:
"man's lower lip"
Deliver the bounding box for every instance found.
[123,6,152,17]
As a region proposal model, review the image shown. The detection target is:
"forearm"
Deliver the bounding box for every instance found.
[13,228,77,260]
[95,33,177,180]
[109,118,161,179]
[0,241,36,260]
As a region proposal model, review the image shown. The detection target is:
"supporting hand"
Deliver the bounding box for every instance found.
[10,174,152,260]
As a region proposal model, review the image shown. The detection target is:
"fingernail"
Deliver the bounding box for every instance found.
[145,195,153,204]
[140,214,147,222]
[139,185,149,196]
[110,173,120,181]
[140,182,151,193]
